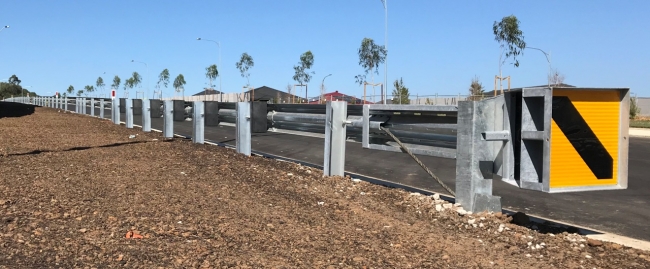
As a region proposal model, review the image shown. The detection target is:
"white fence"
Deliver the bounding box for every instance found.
[162,93,249,102]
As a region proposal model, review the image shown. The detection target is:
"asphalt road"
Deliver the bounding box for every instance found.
[74,104,650,241]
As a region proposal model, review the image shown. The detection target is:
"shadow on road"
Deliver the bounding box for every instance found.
[0,102,35,119]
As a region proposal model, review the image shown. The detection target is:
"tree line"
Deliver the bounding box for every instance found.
[59,14,565,105]
[0,75,35,99]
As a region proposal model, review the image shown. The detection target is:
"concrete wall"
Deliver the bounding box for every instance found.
[637,97,650,117]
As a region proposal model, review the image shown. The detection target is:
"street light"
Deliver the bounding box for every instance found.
[0,25,9,33]
[320,74,332,104]
[131,60,149,99]
[380,0,387,104]
[197,37,222,101]
[526,47,552,87]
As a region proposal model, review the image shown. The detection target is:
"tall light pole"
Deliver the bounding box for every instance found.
[380,0,387,104]
[526,47,552,87]
[320,74,332,104]
[197,38,221,101]
[131,60,149,99]
[0,25,9,34]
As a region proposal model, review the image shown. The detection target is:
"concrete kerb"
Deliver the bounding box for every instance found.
[630,128,650,137]
[63,105,650,252]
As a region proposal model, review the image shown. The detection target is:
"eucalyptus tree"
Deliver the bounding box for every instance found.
[292,51,314,100]
[173,74,186,99]
[354,38,386,86]
[111,75,121,90]
[236,53,254,87]
[123,78,134,98]
[205,64,218,91]
[96,77,105,97]
[156,69,170,99]
[84,85,94,97]
[493,15,526,69]
[66,85,74,96]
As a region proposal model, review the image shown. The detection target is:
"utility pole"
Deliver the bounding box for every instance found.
[381,0,388,104]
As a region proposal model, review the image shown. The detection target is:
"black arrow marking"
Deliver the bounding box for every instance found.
[551,96,613,179]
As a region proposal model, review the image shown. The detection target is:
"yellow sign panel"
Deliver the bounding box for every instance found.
[550,90,620,188]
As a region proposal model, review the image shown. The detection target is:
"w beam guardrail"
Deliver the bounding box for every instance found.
[3,87,630,214]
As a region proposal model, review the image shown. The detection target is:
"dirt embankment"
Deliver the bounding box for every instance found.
[1,106,649,268]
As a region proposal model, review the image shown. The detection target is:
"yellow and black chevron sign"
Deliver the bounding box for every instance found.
[550,90,620,188]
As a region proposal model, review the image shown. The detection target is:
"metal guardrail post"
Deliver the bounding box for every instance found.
[236,102,251,156]
[82,98,87,114]
[163,100,174,138]
[75,99,79,113]
[126,99,133,128]
[90,98,95,116]
[112,98,120,125]
[455,99,504,213]
[64,98,68,111]
[192,101,204,144]
[323,101,348,177]
[100,99,105,119]
[142,99,151,132]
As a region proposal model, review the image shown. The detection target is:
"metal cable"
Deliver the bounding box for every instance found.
[380,126,456,197]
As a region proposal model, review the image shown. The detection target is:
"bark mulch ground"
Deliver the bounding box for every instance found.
[1,105,649,268]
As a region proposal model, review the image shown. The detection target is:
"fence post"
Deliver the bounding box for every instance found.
[192,101,204,144]
[112,98,120,125]
[100,99,105,119]
[163,100,174,138]
[76,98,80,113]
[236,102,251,156]
[323,101,348,177]
[455,99,503,213]
[126,99,133,128]
[142,99,151,132]
[82,98,87,114]
[90,98,95,116]
[64,98,67,111]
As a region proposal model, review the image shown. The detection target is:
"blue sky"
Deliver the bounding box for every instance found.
[1,0,649,99]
